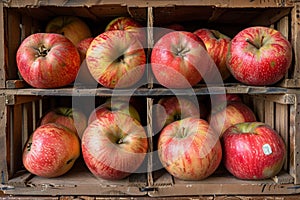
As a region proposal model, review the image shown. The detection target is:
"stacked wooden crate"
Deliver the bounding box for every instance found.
[1,0,300,198]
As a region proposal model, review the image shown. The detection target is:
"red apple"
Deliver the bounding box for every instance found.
[82,112,148,180]
[105,16,146,45]
[222,122,286,180]
[194,28,231,80]
[227,26,292,85]
[22,123,81,178]
[158,117,222,180]
[45,16,92,46]
[154,96,200,133]
[16,33,81,88]
[39,107,87,139]
[86,30,146,88]
[151,31,212,88]
[77,37,94,62]
[88,100,141,124]
[75,37,97,84]
[208,101,256,137]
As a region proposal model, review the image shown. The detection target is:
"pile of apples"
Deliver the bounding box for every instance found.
[20,15,288,181]
[16,15,293,89]
[22,97,149,180]
[155,94,286,181]
[22,93,287,182]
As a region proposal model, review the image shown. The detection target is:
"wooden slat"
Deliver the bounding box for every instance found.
[0,3,6,88]
[289,95,300,184]
[289,3,300,81]
[0,96,8,183]
[2,0,293,8]
[147,98,153,187]
[264,100,275,129]
[7,9,20,82]
[10,104,23,177]
[275,103,289,172]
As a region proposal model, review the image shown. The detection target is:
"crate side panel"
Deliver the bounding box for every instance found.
[0,3,6,88]
[6,9,21,83]
[0,96,8,183]
[289,95,300,184]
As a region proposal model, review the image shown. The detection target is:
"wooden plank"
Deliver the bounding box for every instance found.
[0,96,8,183]
[147,7,154,89]
[264,100,275,129]
[289,3,300,81]
[147,98,153,187]
[2,0,293,8]
[5,95,42,105]
[148,171,297,197]
[10,104,23,177]
[7,9,20,81]
[6,161,147,196]
[275,103,289,172]
[289,95,300,184]
[0,3,6,88]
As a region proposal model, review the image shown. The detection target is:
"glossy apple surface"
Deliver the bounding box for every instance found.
[151,31,212,88]
[194,28,231,80]
[227,26,292,85]
[208,101,256,137]
[158,117,222,180]
[46,16,92,46]
[86,30,146,88]
[154,96,200,132]
[105,16,146,45]
[16,33,81,88]
[39,107,87,139]
[222,122,286,179]
[82,112,148,180]
[22,123,80,178]
[88,100,141,124]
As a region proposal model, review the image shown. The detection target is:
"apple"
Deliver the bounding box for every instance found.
[77,37,94,62]
[151,31,212,88]
[222,122,286,180]
[75,37,97,85]
[45,16,92,46]
[81,111,148,180]
[88,99,141,124]
[194,28,231,80]
[105,16,146,45]
[153,96,200,133]
[16,33,81,88]
[22,123,81,178]
[39,107,87,139]
[86,30,146,88]
[158,117,222,180]
[227,26,292,85]
[208,101,256,137]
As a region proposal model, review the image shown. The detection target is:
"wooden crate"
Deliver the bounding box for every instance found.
[0,1,300,89]
[1,0,300,198]
[0,93,300,197]
[147,93,300,197]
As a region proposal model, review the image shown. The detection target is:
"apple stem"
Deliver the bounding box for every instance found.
[176,47,190,57]
[117,137,124,144]
[179,127,187,138]
[245,38,260,49]
[36,45,50,57]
